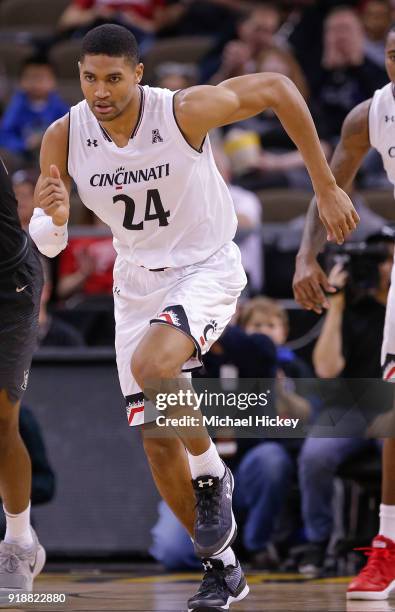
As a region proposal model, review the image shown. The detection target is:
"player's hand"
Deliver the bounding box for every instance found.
[38,164,70,226]
[293,255,336,314]
[316,184,359,245]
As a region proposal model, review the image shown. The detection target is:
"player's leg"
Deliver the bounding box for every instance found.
[142,422,196,535]
[348,271,395,600]
[116,245,248,609]
[0,393,31,515]
[133,323,236,557]
[0,250,45,592]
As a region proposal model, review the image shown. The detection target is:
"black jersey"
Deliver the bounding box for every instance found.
[0,157,27,270]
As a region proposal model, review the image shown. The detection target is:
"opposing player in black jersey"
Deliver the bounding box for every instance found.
[0,158,46,592]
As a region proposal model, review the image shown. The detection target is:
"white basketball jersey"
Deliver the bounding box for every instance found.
[369,82,395,193]
[68,85,237,268]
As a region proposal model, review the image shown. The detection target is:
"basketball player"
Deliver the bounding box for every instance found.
[30,24,356,610]
[293,24,395,602]
[0,158,45,591]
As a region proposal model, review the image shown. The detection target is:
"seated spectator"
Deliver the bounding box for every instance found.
[362,0,392,69]
[310,6,387,144]
[57,214,116,303]
[223,47,330,190]
[155,62,198,91]
[297,231,394,576]
[151,297,312,571]
[204,4,282,84]
[39,259,85,347]
[0,55,69,168]
[58,0,172,53]
[213,146,263,293]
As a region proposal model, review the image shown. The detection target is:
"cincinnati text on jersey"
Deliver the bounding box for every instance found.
[89,163,170,187]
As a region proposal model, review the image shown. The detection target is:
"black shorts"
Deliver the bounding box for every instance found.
[0,245,43,403]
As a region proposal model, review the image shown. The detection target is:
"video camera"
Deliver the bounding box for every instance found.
[326,226,395,302]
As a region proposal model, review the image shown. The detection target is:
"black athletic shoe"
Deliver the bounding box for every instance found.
[192,465,237,558]
[187,558,249,611]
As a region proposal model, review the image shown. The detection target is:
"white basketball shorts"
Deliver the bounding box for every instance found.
[113,241,247,426]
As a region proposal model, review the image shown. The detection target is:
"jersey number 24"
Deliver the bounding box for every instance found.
[113,189,170,230]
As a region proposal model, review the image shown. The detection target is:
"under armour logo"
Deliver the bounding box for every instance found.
[203,561,213,571]
[113,286,120,296]
[198,478,213,488]
[152,129,163,144]
[385,115,395,123]
[87,138,98,147]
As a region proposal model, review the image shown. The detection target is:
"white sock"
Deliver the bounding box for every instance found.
[212,546,236,567]
[379,504,395,541]
[187,440,225,480]
[4,503,33,548]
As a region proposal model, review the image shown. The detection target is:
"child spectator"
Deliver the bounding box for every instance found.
[0,55,69,167]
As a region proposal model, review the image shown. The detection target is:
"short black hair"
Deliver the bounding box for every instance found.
[80,24,139,65]
[21,53,54,76]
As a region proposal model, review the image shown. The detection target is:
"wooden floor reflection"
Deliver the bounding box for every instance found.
[1,571,395,612]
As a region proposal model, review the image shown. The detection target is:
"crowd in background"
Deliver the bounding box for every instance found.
[1,0,395,575]
[1,0,394,325]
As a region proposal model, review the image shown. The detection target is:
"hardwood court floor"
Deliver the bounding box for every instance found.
[1,570,395,612]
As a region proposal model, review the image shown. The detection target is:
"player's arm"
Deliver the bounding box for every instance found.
[293,99,371,313]
[175,73,359,244]
[29,115,71,258]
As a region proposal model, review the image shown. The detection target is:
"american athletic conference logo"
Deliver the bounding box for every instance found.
[152,129,163,143]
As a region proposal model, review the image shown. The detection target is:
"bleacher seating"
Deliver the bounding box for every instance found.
[141,36,214,84]
[0,0,69,37]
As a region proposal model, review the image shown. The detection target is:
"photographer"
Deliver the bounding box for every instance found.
[313,237,392,380]
[297,232,394,576]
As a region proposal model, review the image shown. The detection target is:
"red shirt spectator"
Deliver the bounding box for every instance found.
[58,236,116,298]
[72,0,164,20]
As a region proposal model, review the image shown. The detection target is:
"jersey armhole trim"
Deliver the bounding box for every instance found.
[66,111,71,177]
[367,98,374,149]
[172,91,206,154]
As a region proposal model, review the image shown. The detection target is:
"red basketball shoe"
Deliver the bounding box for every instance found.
[347,535,395,600]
